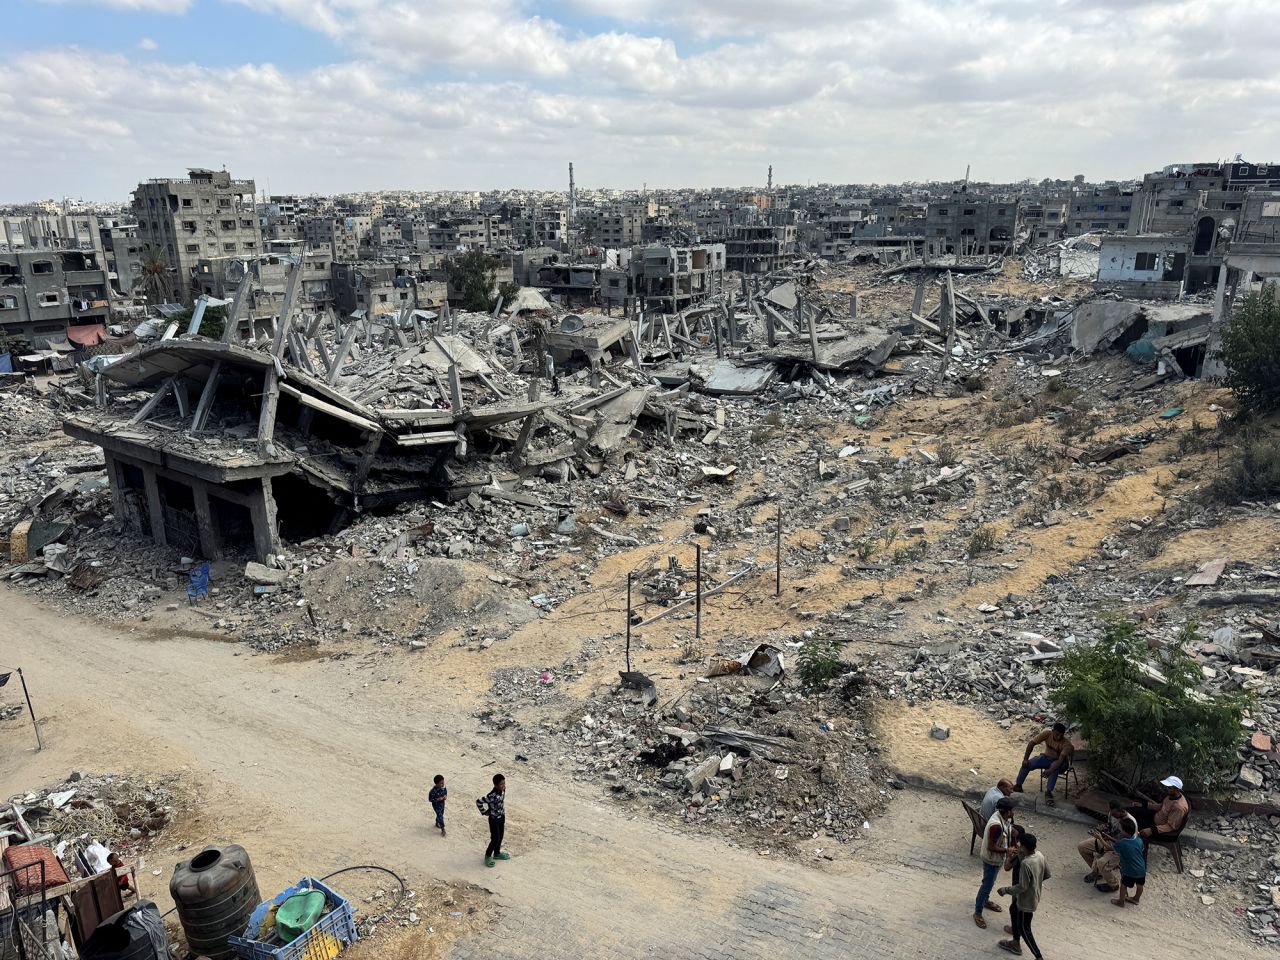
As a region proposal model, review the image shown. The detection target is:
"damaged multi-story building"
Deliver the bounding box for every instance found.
[598,243,727,313]
[0,249,112,347]
[132,169,263,304]
[920,192,1018,255]
[725,223,797,274]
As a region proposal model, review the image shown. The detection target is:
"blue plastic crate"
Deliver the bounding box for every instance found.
[228,877,358,960]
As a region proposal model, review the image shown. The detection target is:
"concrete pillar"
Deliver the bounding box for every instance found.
[849,292,860,321]
[191,482,219,560]
[249,476,281,562]
[102,451,127,525]
[141,464,167,547]
[1211,262,1231,323]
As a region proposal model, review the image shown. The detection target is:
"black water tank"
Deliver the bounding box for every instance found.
[169,845,261,960]
[81,902,165,960]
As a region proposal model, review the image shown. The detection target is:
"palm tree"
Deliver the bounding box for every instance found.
[139,248,175,304]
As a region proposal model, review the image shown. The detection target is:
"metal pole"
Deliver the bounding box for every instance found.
[776,507,782,597]
[694,544,702,639]
[18,668,42,751]
[625,572,633,672]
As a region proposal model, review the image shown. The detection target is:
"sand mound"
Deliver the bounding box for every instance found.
[303,557,540,640]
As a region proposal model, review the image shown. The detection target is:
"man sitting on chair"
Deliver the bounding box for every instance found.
[1013,722,1074,806]
[1129,775,1189,841]
[1077,798,1138,892]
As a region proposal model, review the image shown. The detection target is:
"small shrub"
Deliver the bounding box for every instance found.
[967,525,996,555]
[852,537,875,561]
[1206,428,1280,504]
[963,375,986,393]
[1044,379,1081,405]
[795,634,849,692]
[1176,418,1212,457]
[936,442,958,467]
[881,524,900,549]
[1056,407,1092,438]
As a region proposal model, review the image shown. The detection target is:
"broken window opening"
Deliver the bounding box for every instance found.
[157,475,201,555]
[271,473,345,543]
[1174,343,1207,379]
[210,495,254,553]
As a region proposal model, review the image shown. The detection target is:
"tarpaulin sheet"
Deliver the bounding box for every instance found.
[66,323,107,346]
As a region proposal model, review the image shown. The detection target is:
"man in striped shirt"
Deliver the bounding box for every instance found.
[477,773,509,868]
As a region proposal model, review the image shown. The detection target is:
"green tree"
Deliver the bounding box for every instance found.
[1218,281,1280,415]
[1049,620,1246,791]
[165,304,227,339]
[139,249,175,305]
[496,280,520,309]
[445,250,500,312]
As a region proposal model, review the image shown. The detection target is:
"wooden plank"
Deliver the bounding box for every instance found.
[393,431,458,447]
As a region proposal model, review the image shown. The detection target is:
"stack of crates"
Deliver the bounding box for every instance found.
[228,878,357,960]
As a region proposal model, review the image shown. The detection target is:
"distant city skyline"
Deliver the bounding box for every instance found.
[4,0,1278,202]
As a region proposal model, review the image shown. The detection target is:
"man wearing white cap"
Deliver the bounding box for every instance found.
[1128,776,1189,840]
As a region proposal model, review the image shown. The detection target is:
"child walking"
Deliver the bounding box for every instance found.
[429,774,447,837]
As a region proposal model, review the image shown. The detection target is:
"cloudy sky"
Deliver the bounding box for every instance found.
[2,0,1278,202]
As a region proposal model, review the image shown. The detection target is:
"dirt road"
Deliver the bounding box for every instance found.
[0,587,1256,959]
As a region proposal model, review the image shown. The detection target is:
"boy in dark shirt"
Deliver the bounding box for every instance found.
[477,773,509,867]
[429,775,447,837]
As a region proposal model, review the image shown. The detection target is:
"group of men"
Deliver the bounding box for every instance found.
[971,722,1191,958]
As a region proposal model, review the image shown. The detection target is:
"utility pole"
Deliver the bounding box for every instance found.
[568,162,576,255]
[694,544,703,639]
[18,668,42,751]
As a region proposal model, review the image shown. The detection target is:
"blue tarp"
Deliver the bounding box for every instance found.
[0,353,12,373]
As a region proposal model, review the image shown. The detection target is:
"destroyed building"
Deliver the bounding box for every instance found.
[725,223,797,274]
[599,243,727,314]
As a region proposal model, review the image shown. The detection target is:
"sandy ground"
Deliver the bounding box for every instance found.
[872,701,1040,786]
[0,587,1262,959]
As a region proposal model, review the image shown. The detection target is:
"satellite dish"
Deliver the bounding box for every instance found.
[559,314,584,333]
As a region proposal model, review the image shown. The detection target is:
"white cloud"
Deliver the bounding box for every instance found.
[138,37,159,51]
[4,0,1280,199]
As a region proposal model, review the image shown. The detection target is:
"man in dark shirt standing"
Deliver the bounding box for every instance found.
[477,773,510,868]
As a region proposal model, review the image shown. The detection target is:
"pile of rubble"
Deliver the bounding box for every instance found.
[1187,811,1280,943]
[536,644,894,849]
[3,771,179,852]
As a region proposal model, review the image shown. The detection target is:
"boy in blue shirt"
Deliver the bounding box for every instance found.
[429,774,447,837]
[1111,818,1146,907]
